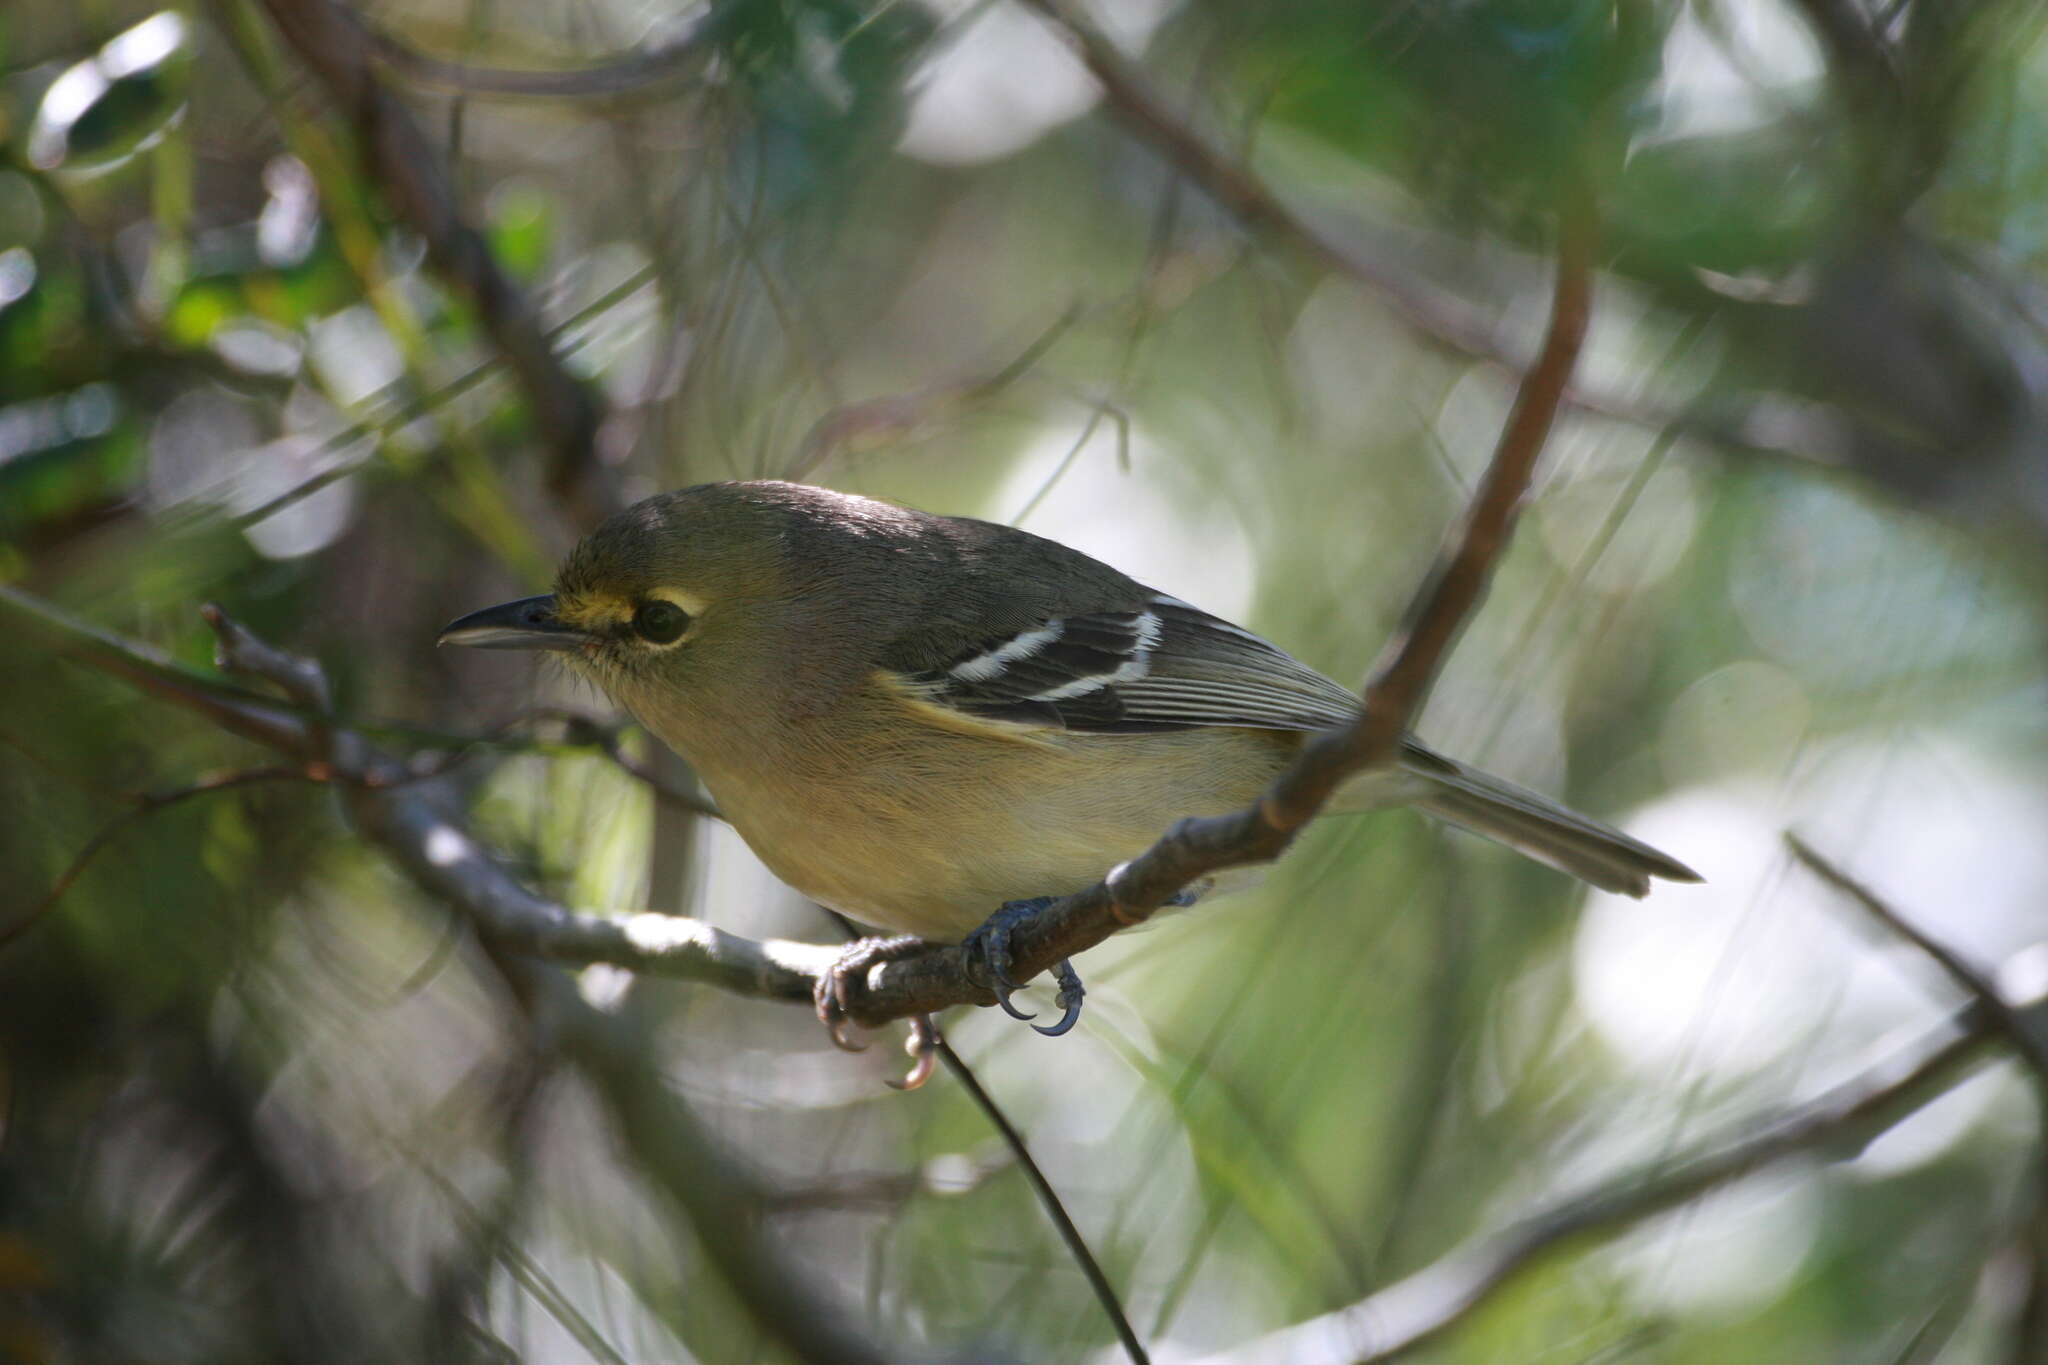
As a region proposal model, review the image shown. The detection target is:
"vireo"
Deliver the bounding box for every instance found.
[441,481,1697,1037]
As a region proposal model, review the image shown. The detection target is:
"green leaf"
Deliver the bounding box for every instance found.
[0,392,140,541]
[164,276,243,347]
[486,181,554,282]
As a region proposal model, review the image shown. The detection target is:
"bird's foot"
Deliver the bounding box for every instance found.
[961,897,1087,1037]
[815,934,928,1055]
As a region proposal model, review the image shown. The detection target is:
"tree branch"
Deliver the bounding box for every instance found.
[1015,0,1513,367]
[819,179,1597,1029]
[253,0,618,529]
[1787,833,2048,1365]
[1187,1014,1994,1364]
[48,588,940,1363]
[1788,834,2048,1074]
[3,177,1593,1032]
[362,11,719,101]
[0,586,829,1003]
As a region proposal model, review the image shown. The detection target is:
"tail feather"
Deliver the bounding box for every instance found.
[1400,749,1701,898]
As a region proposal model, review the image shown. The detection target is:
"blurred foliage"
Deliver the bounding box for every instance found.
[3,0,2048,1362]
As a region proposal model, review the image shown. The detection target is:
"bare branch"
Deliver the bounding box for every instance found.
[938,1040,1151,1365]
[339,761,832,1000]
[0,586,828,1002]
[1787,833,2048,1365]
[1013,0,1513,369]
[1188,1015,1993,1365]
[1788,833,2048,1074]
[817,180,1598,1031]
[2,171,1594,1033]
[786,305,1084,482]
[204,600,334,713]
[533,974,960,1365]
[2,766,312,949]
[253,0,619,529]
[362,12,717,101]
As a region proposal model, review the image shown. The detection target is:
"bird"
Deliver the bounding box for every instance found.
[439,480,1698,1053]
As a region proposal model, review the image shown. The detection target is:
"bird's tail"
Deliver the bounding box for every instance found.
[1395,745,1701,898]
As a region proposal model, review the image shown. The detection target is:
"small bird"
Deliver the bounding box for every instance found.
[440,481,1697,1044]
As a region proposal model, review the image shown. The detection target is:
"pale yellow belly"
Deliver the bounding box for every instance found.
[699,723,1301,941]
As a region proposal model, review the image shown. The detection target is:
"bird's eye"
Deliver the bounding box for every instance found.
[631,600,690,644]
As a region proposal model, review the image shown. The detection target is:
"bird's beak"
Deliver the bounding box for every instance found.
[436,595,589,651]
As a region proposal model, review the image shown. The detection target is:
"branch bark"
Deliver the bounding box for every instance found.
[362,11,718,101]
[1182,1014,1995,1365]
[1788,834,2048,1365]
[5,585,948,1365]
[254,0,619,529]
[1,586,830,1004]
[821,181,1595,1029]
[1015,0,1511,370]
[5,178,1593,1030]
[22,579,2026,1364]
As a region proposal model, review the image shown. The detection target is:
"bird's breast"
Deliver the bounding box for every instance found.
[650,681,1299,941]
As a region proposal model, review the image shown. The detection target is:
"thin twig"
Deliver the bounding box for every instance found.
[821,912,1145,1362]
[785,305,1084,482]
[1014,0,1510,368]
[362,10,719,101]
[0,178,1593,1029]
[1188,1014,1993,1364]
[939,1042,1151,1365]
[2,766,313,948]
[1787,833,2048,1365]
[228,263,656,531]
[1787,834,2048,1072]
[810,178,1596,1029]
[254,0,618,528]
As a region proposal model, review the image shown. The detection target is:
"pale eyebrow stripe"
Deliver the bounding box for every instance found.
[646,587,710,616]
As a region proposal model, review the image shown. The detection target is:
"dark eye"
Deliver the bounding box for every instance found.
[631,600,690,644]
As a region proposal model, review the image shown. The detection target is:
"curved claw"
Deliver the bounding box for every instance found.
[963,910,1038,1021]
[1033,1008,1080,1037]
[827,1014,869,1053]
[887,1015,941,1091]
[993,988,1037,1023]
[817,978,870,1052]
[963,897,1092,1035]
[1032,959,1085,1037]
[817,934,928,1057]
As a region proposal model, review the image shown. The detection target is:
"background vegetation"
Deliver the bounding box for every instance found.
[4,0,2048,1360]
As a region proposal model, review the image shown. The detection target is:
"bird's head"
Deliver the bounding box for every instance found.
[437,481,921,737]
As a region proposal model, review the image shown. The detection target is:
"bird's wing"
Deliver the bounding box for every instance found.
[895,594,1364,734]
